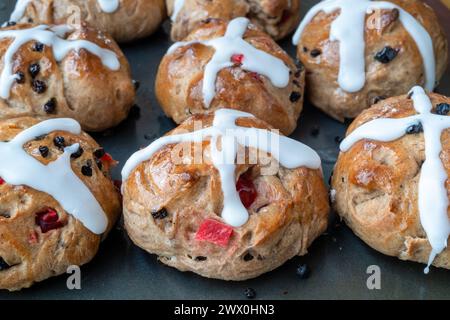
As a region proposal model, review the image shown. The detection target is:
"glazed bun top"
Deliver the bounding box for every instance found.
[338,86,450,272]
[0,116,121,235]
[156,17,304,135]
[292,0,448,121]
[122,108,321,228]
[168,0,301,41]
[8,0,167,43]
[0,23,135,132]
[293,0,444,93]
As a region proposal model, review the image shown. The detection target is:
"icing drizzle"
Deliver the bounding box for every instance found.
[7,0,31,24]
[340,86,450,273]
[0,118,108,234]
[168,17,290,108]
[122,108,321,227]
[171,0,185,21]
[0,24,120,99]
[8,0,119,20]
[292,0,435,93]
[97,0,120,13]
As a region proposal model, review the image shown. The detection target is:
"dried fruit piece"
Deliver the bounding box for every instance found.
[236,174,257,209]
[43,98,56,114]
[0,257,10,270]
[195,219,233,247]
[38,146,49,158]
[35,208,64,233]
[231,53,244,65]
[435,103,450,115]
[374,46,398,63]
[152,208,168,219]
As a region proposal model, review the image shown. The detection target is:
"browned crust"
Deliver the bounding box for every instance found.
[0,116,122,291]
[123,112,329,281]
[156,19,305,135]
[14,0,166,43]
[296,0,448,121]
[167,0,301,41]
[332,92,450,270]
[0,23,135,132]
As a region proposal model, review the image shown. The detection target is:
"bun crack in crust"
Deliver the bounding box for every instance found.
[167,0,301,41]
[8,0,166,43]
[292,0,448,121]
[332,87,450,272]
[0,23,135,132]
[156,18,305,135]
[122,109,329,281]
[0,117,121,291]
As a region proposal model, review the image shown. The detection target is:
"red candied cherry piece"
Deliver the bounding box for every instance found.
[280,10,291,24]
[195,219,233,247]
[236,174,257,209]
[231,54,244,65]
[101,153,113,162]
[35,208,64,233]
[0,177,4,185]
[249,72,262,82]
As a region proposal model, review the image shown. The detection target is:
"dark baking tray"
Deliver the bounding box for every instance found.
[0,0,449,300]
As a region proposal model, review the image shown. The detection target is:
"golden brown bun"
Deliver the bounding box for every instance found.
[0,117,121,291]
[296,0,448,121]
[332,92,450,270]
[13,0,166,43]
[167,0,301,41]
[123,112,329,281]
[156,19,305,135]
[0,23,135,132]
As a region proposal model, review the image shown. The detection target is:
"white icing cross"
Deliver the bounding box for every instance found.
[292,0,435,93]
[122,108,321,227]
[8,0,119,21]
[0,118,108,234]
[341,86,450,273]
[7,0,30,24]
[0,24,120,99]
[168,17,290,108]
[97,0,120,13]
[171,0,185,21]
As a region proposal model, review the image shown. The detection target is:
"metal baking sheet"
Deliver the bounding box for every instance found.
[0,0,449,300]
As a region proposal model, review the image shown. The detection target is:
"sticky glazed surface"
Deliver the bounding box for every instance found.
[0,117,121,291]
[156,19,305,136]
[296,0,448,121]
[0,23,135,132]
[332,92,450,270]
[11,0,166,43]
[123,113,329,281]
[167,0,301,41]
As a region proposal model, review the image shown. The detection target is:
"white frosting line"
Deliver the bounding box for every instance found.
[171,0,185,21]
[8,0,119,20]
[292,0,435,93]
[0,118,108,234]
[6,0,31,24]
[97,0,120,13]
[340,86,450,273]
[168,17,290,108]
[122,109,321,227]
[0,24,120,99]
